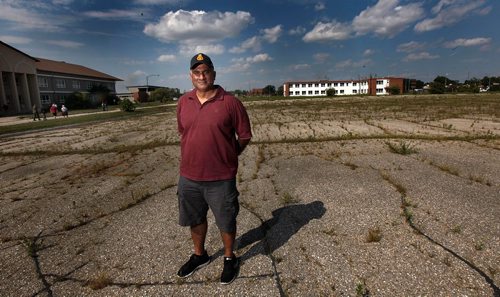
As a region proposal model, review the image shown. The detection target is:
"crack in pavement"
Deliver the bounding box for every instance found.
[382,172,500,297]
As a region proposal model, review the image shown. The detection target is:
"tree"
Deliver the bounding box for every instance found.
[150,87,181,102]
[385,85,400,95]
[65,92,92,109]
[89,84,111,106]
[262,85,276,96]
[276,85,284,96]
[326,88,336,97]
[415,80,425,89]
[429,82,445,94]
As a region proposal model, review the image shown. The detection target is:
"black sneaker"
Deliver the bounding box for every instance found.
[220,256,240,285]
[177,251,211,278]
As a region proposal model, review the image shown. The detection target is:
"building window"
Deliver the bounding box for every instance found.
[72,80,80,89]
[340,82,344,86]
[38,77,48,88]
[308,90,313,94]
[377,80,383,85]
[40,94,51,104]
[353,90,357,94]
[340,90,344,94]
[315,84,319,87]
[302,91,306,95]
[335,90,338,94]
[302,84,306,88]
[334,83,338,87]
[56,79,66,88]
[376,88,384,93]
[353,82,357,86]
[295,91,300,95]
[321,90,325,94]
[327,83,331,87]
[308,84,312,87]
[321,83,325,87]
[87,82,95,90]
[315,90,319,94]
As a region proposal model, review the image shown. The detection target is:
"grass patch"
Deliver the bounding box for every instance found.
[0,105,173,136]
[366,227,382,243]
[87,272,113,290]
[386,141,417,155]
[281,192,299,205]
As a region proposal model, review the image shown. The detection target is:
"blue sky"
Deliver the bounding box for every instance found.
[1,0,498,93]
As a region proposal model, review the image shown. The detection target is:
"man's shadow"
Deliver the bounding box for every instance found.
[213,201,326,261]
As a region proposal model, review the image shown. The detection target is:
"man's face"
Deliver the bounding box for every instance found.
[190,64,216,92]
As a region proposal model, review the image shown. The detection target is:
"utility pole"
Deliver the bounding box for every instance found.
[146,74,159,93]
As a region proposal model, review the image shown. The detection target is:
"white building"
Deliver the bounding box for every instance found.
[283,77,414,97]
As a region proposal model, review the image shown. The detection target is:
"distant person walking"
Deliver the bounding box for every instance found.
[49,104,57,118]
[32,104,41,121]
[61,105,68,118]
[175,53,252,285]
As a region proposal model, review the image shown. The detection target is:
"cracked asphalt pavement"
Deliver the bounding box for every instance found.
[1,94,499,296]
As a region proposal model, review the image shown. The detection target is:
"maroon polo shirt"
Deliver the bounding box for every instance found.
[177,86,252,181]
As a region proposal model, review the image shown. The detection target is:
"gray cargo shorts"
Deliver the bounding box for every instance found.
[177,176,239,233]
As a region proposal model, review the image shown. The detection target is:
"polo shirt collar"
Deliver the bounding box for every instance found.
[187,85,224,102]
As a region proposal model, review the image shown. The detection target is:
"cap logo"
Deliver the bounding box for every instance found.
[196,54,204,61]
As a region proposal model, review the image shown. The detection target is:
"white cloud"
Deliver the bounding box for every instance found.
[0,35,32,44]
[415,0,489,32]
[352,0,425,38]
[303,21,352,42]
[289,26,306,36]
[403,52,439,61]
[363,49,374,56]
[144,10,253,43]
[45,40,84,48]
[125,70,148,86]
[52,0,74,5]
[303,0,424,42]
[157,54,176,62]
[179,44,225,56]
[83,9,145,20]
[444,37,491,48]
[230,25,281,54]
[0,2,65,31]
[291,64,310,70]
[229,36,261,53]
[335,59,371,69]
[134,0,185,5]
[222,53,272,74]
[247,53,273,63]
[314,2,326,11]
[397,41,426,53]
[313,53,330,63]
[261,25,282,43]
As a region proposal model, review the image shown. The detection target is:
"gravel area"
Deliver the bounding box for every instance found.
[1,95,499,296]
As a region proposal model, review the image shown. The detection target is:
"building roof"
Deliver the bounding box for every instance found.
[36,58,122,81]
[0,41,39,62]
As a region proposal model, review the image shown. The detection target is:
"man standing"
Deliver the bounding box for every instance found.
[176,53,252,284]
[32,104,41,121]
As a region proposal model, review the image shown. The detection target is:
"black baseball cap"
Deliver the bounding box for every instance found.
[190,53,214,70]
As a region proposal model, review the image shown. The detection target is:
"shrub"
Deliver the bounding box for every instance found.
[119,99,136,112]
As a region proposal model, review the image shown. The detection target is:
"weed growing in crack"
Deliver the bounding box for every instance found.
[281,192,299,205]
[474,242,485,251]
[451,225,462,234]
[87,272,113,290]
[386,141,417,155]
[356,281,370,297]
[366,227,382,243]
[22,237,41,257]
